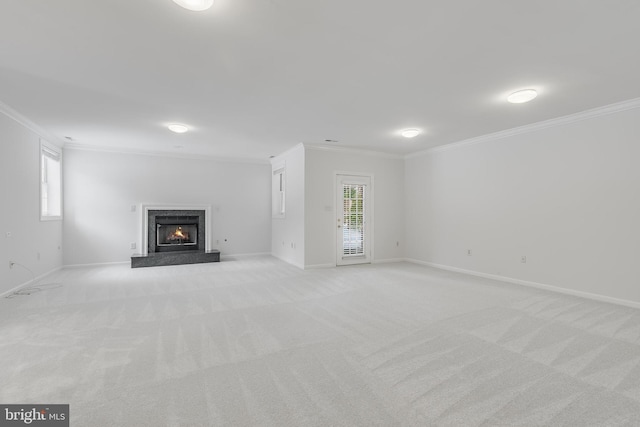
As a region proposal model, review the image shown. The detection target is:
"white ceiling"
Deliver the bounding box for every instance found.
[1,0,640,162]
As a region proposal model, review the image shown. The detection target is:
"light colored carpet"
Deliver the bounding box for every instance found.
[1,256,640,426]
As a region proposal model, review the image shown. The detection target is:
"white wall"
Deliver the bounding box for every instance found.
[405,106,640,304]
[304,146,405,268]
[63,149,271,265]
[271,144,305,268]
[0,113,63,294]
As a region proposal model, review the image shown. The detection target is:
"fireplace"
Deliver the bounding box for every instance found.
[132,205,219,268]
[147,209,205,253]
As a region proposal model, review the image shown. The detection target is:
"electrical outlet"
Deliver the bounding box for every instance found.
[5,232,11,238]
[521,255,527,263]
[130,242,136,250]
[467,249,472,256]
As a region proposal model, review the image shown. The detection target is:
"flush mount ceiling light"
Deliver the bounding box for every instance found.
[172,0,214,11]
[401,129,421,138]
[507,89,538,104]
[168,124,189,133]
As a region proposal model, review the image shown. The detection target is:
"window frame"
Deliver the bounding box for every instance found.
[40,139,63,221]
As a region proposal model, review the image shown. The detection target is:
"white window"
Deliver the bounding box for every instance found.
[40,140,62,220]
[272,166,285,218]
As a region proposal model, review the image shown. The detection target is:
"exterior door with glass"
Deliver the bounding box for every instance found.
[336,174,371,266]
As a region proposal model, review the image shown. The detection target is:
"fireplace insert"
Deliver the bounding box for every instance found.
[157,222,197,247]
[148,210,205,253]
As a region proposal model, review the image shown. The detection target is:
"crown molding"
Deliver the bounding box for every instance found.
[270,142,305,162]
[64,142,270,165]
[0,100,66,147]
[406,97,640,159]
[304,143,404,160]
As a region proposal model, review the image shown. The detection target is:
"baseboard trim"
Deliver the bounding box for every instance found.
[405,258,640,310]
[220,252,271,260]
[305,263,335,269]
[1,266,63,298]
[304,258,405,269]
[270,253,305,270]
[63,261,129,269]
[373,258,405,264]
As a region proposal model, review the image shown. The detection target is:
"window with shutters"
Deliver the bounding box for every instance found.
[342,184,365,256]
[40,140,62,220]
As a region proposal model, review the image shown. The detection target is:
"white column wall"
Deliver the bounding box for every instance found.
[270,144,305,268]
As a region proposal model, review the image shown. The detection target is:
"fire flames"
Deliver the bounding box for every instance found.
[168,226,189,241]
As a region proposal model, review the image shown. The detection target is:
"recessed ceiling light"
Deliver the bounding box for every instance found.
[172,0,214,11]
[401,129,421,138]
[507,89,538,104]
[167,123,189,133]
[168,124,189,133]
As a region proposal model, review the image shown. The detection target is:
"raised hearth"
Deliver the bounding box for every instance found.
[131,250,220,268]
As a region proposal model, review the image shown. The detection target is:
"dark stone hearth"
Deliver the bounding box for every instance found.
[131,250,220,268]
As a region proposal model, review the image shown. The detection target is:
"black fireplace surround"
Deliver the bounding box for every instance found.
[148,209,205,253]
[131,209,220,268]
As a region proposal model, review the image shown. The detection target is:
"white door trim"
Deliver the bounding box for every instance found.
[334,172,374,266]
